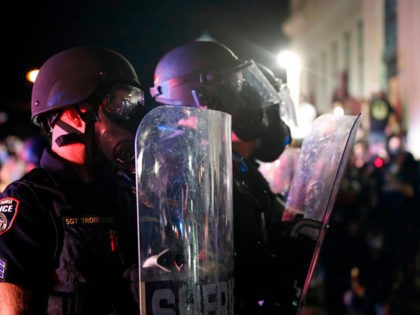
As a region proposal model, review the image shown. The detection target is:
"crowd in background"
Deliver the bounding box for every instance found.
[258,90,420,315]
[318,132,420,315]
[0,133,49,192]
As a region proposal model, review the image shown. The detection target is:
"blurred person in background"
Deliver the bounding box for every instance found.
[0,134,48,192]
[258,138,301,199]
[19,135,49,172]
[0,135,23,192]
[367,92,399,161]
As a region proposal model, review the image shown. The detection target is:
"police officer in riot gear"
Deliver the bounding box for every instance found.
[150,40,296,314]
[0,47,145,314]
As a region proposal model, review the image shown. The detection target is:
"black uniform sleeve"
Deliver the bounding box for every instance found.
[0,179,57,289]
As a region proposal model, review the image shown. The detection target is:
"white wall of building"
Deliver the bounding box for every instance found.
[283,0,373,113]
[398,0,420,158]
[283,0,419,158]
[362,1,386,97]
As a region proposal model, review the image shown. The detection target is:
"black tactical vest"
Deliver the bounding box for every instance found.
[20,168,139,315]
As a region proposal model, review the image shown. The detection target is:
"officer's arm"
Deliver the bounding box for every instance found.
[0,282,30,314]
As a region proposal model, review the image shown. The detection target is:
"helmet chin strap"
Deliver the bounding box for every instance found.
[54,111,98,171]
[54,119,85,147]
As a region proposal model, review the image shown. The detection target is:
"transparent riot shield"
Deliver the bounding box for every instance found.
[135,105,233,315]
[267,113,362,314]
[278,83,298,129]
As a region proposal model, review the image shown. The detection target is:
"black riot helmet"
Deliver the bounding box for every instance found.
[31,46,145,173]
[31,46,142,128]
[150,40,283,141]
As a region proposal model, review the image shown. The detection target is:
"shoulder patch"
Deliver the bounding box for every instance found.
[0,197,20,235]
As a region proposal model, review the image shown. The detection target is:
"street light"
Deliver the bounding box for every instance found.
[277,50,312,138]
[26,69,39,84]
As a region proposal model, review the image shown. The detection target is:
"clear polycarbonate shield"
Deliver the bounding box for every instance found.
[280,113,362,311]
[278,83,298,128]
[206,60,283,112]
[135,105,233,314]
[102,84,145,121]
[237,60,283,108]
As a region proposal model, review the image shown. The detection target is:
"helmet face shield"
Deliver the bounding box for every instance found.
[278,84,298,128]
[237,60,282,108]
[102,84,145,121]
[199,60,282,141]
[195,60,282,113]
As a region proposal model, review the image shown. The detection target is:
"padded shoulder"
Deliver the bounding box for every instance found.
[20,167,63,199]
[21,167,52,183]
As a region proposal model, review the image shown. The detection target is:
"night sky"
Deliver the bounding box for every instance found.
[4,0,289,136]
